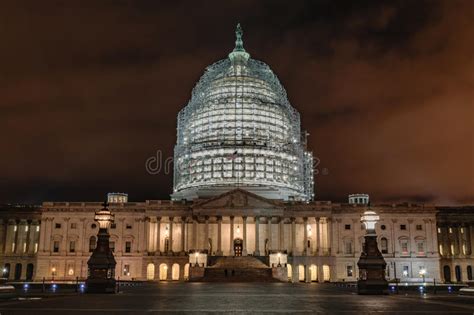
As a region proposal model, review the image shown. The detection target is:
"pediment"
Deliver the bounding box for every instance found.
[192,188,279,210]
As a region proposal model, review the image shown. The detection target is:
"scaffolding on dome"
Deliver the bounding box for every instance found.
[172,24,314,201]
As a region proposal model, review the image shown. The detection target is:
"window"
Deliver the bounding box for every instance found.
[344,240,353,254]
[402,265,409,277]
[69,241,75,253]
[417,242,425,254]
[416,225,422,231]
[70,223,77,229]
[400,225,406,230]
[110,241,115,252]
[111,223,116,229]
[53,241,59,253]
[381,225,386,230]
[346,265,353,277]
[125,241,131,253]
[380,237,388,254]
[55,223,61,229]
[400,239,409,255]
[91,223,97,229]
[344,224,351,230]
[89,236,96,252]
[126,224,132,229]
[123,264,130,276]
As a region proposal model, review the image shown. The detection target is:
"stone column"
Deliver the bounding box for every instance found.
[217,216,223,255]
[303,217,308,256]
[168,217,174,253]
[291,218,296,256]
[267,217,272,254]
[279,218,284,251]
[181,217,186,253]
[305,264,311,283]
[144,217,150,253]
[458,226,464,256]
[38,219,47,253]
[424,219,431,254]
[316,217,321,256]
[204,216,209,254]
[242,216,247,256]
[230,216,235,256]
[61,218,69,255]
[470,225,474,256]
[192,217,197,250]
[156,217,161,253]
[255,216,260,256]
[327,218,332,255]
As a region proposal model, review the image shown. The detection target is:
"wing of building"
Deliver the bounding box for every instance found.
[0,25,472,284]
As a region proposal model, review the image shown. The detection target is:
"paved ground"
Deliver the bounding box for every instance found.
[0,282,473,314]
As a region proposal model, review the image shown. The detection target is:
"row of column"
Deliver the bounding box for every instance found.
[438,224,474,257]
[146,216,331,256]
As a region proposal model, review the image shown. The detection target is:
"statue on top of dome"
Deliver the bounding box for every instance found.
[229,23,250,62]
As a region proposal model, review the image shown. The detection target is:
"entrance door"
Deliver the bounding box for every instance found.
[234,238,243,256]
[443,265,451,283]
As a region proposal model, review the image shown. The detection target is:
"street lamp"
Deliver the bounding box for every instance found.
[277,252,281,267]
[357,210,388,295]
[86,201,117,293]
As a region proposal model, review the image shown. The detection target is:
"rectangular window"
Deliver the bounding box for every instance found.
[125,241,131,253]
[123,264,130,276]
[401,240,409,254]
[70,223,77,229]
[417,242,424,254]
[345,224,351,230]
[344,241,352,254]
[126,224,132,229]
[69,241,76,253]
[403,266,409,277]
[111,223,116,229]
[53,241,60,253]
[110,241,115,252]
[416,225,422,231]
[346,265,353,277]
[400,224,406,230]
[55,223,61,229]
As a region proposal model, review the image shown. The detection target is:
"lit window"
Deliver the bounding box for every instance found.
[346,265,353,277]
[123,264,130,276]
[68,268,74,276]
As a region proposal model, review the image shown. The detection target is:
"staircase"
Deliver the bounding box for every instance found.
[201,256,279,282]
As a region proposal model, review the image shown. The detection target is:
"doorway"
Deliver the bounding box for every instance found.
[443,265,451,282]
[234,238,243,256]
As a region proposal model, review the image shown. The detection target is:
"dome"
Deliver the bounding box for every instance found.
[172,24,314,201]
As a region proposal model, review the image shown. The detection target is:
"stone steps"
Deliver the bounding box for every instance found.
[201,256,277,282]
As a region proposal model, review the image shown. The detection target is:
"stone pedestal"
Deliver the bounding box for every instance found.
[357,234,388,295]
[86,228,116,293]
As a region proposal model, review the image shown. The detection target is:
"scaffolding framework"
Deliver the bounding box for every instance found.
[172,25,314,201]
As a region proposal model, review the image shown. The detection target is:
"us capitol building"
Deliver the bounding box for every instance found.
[0,25,472,284]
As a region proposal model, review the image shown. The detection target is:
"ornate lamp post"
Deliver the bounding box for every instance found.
[86,202,116,293]
[357,210,388,295]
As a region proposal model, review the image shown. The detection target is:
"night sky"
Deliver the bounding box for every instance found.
[1,1,472,204]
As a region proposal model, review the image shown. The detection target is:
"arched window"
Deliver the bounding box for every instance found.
[380,237,388,254]
[467,266,473,280]
[14,263,22,280]
[455,265,462,282]
[146,263,155,280]
[26,263,34,281]
[443,265,451,282]
[89,236,96,252]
